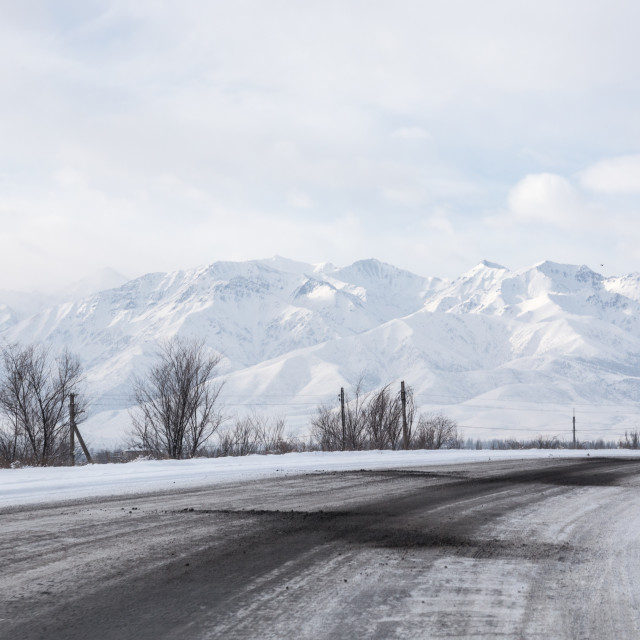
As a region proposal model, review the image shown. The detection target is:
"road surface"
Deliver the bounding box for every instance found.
[2,457,640,639]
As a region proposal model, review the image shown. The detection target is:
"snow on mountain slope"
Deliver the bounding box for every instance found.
[427,260,640,331]
[1,258,434,425]
[605,273,640,302]
[2,257,640,447]
[330,258,443,321]
[0,290,58,330]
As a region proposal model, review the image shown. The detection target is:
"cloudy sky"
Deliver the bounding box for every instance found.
[1,1,640,291]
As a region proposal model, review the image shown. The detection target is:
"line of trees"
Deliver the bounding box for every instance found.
[3,337,636,467]
[619,430,640,449]
[125,342,464,459]
[310,380,461,452]
[469,436,619,450]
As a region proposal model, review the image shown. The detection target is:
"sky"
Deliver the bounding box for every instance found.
[1,0,640,292]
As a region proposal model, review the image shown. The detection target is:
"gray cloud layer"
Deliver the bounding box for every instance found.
[1,1,640,289]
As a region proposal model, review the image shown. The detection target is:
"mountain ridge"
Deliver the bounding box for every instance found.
[1,257,639,447]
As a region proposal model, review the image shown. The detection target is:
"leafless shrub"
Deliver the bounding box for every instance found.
[311,380,415,451]
[343,380,369,451]
[310,381,370,451]
[310,404,343,451]
[411,413,459,449]
[0,344,85,466]
[255,415,293,454]
[214,413,293,456]
[367,385,413,449]
[619,430,640,449]
[216,415,259,456]
[0,422,26,467]
[130,338,224,459]
[533,435,561,449]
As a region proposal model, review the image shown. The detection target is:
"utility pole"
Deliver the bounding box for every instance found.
[69,393,76,466]
[69,393,93,464]
[401,380,408,450]
[573,408,576,448]
[340,387,346,451]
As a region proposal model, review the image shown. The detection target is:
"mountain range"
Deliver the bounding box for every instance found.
[2,257,639,448]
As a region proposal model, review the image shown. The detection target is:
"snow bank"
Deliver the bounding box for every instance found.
[3,448,640,509]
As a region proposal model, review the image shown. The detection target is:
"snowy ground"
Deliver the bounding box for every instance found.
[3,448,640,508]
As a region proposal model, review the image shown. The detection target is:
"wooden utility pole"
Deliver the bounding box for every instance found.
[401,381,408,449]
[69,393,76,466]
[69,393,93,464]
[573,408,576,448]
[340,387,346,451]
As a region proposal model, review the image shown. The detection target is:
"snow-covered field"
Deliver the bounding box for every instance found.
[4,448,640,509]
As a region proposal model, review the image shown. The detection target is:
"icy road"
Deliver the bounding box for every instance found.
[2,457,640,639]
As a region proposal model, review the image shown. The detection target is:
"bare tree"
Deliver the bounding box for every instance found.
[620,430,640,449]
[343,380,369,450]
[216,416,259,456]
[310,403,343,451]
[255,414,292,453]
[367,384,405,449]
[312,379,370,451]
[0,417,28,467]
[412,412,458,449]
[130,338,224,458]
[311,380,415,451]
[0,344,85,466]
[310,381,370,452]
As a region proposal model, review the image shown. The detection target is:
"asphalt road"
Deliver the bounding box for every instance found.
[2,457,640,639]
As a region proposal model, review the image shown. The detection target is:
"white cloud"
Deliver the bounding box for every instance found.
[580,155,640,194]
[507,173,584,227]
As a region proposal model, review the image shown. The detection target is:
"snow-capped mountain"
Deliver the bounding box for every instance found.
[2,257,640,447]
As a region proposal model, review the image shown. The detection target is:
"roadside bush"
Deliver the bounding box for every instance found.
[214,414,294,456]
[411,413,459,449]
[619,430,640,449]
[311,380,414,451]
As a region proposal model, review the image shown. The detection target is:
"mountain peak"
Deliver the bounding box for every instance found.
[479,260,508,270]
[259,256,315,274]
[533,261,603,290]
[337,258,422,283]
